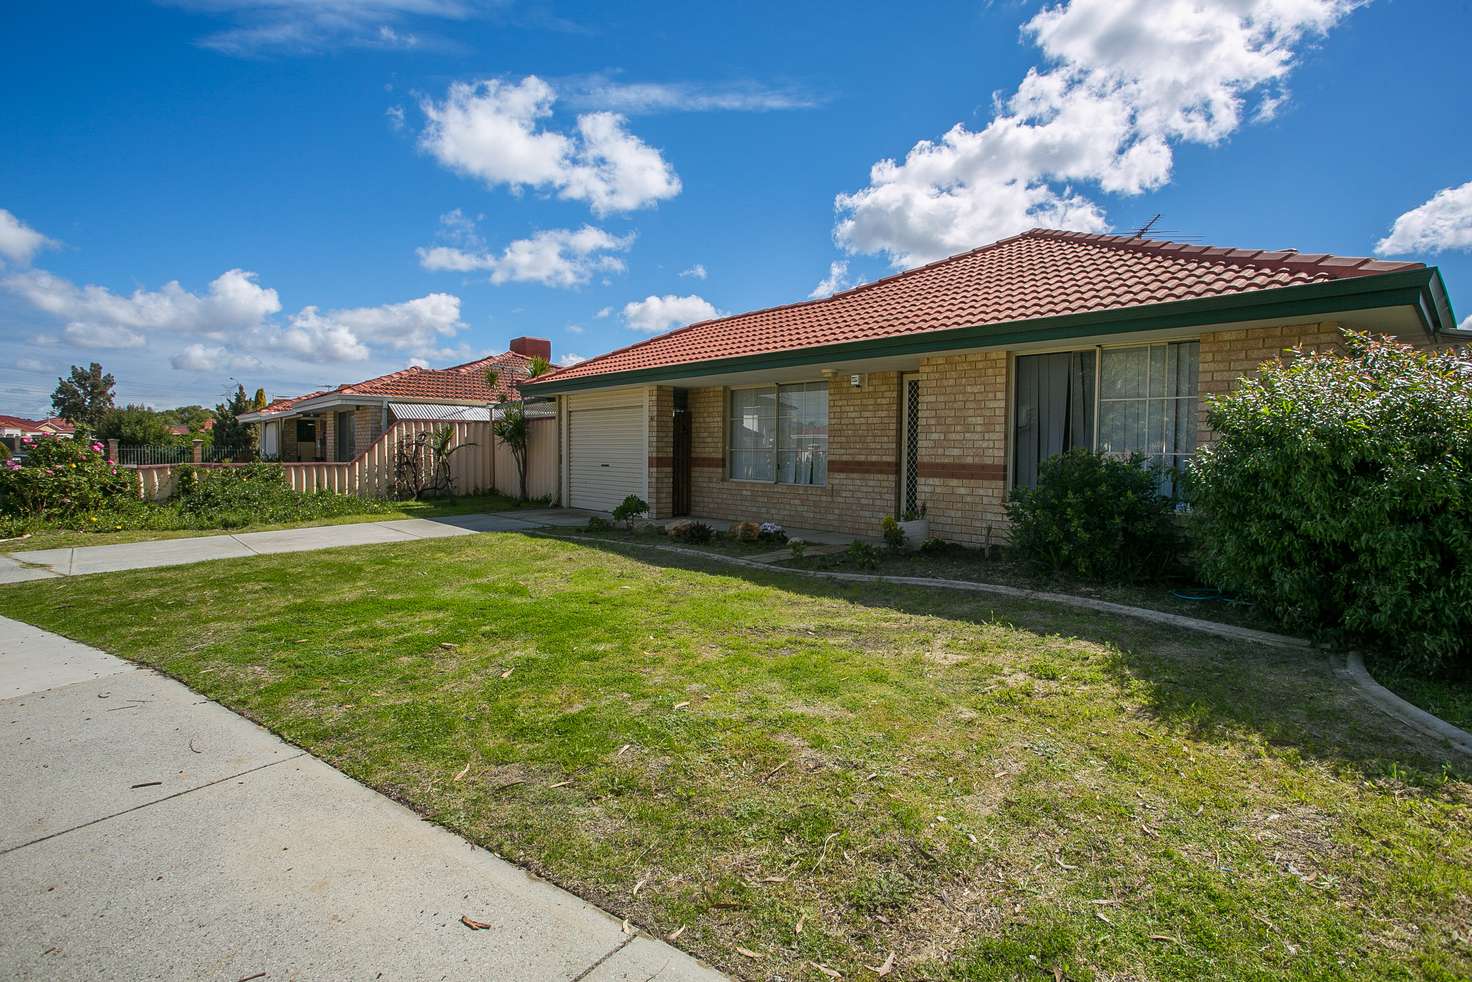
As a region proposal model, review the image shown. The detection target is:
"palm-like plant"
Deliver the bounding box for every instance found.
[487,355,552,501]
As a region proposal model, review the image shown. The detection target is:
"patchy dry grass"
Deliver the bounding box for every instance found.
[2,534,1468,980]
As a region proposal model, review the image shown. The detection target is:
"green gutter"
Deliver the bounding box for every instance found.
[530,268,1451,395]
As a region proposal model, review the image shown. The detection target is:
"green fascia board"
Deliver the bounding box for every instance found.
[531,268,1448,395]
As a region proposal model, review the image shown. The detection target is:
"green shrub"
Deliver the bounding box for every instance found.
[788,538,807,560]
[919,536,948,554]
[1187,332,1472,673]
[1006,448,1182,583]
[171,463,393,528]
[612,494,648,529]
[846,540,880,570]
[880,515,906,551]
[585,515,613,532]
[0,436,135,518]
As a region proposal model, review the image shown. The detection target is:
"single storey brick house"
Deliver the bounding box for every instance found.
[526,230,1463,545]
[240,337,553,463]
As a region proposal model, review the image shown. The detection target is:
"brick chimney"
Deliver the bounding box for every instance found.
[509,336,552,361]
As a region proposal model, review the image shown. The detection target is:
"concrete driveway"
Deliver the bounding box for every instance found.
[0,616,723,981]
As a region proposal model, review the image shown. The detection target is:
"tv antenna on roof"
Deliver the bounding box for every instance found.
[1133,214,1162,238]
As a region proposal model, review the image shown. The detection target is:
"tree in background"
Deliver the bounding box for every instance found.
[212,385,257,452]
[252,388,268,411]
[96,405,173,446]
[51,363,115,434]
[157,405,213,432]
[485,356,551,501]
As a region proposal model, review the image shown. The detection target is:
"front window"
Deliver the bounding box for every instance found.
[1013,340,1199,491]
[728,382,828,485]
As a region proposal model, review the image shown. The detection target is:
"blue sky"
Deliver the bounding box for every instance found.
[2,0,1470,415]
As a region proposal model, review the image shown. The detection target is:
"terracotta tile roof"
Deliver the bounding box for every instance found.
[0,415,73,433]
[260,352,553,416]
[0,414,41,429]
[535,228,1423,385]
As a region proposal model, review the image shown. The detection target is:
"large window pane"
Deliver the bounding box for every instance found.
[729,388,775,481]
[728,382,828,485]
[1012,350,1094,488]
[1097,340,1200,493]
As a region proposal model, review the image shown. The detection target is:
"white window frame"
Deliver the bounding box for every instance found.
[725,381,829,486]
[1009,338,1201,489]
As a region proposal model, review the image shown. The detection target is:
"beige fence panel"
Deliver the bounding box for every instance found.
[119,414,559,502]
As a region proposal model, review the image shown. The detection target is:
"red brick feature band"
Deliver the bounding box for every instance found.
[917,461,1006,482]
[691,456,724,469]
[828,459,899,476]
[648,456,673,468]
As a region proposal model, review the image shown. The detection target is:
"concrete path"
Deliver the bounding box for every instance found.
[0,509,603,583]
[0,616,724,981]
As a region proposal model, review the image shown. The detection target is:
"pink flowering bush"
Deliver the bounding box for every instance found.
[0,436,136,518]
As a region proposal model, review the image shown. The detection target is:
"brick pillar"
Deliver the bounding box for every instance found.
[647,386,674,519]
[106,438,119,464]
[191,438,203,464]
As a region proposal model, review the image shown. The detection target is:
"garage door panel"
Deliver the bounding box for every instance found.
[568,402,644,512]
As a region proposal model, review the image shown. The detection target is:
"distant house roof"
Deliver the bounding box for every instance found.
[249,352,554,419]
[0,415,74,434]
[530,228,1448,391]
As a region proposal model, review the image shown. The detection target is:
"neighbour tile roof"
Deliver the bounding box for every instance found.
[535,228,1423,385]
[258,352,551,416]
[0,414,40,429]
[0,414,74,433]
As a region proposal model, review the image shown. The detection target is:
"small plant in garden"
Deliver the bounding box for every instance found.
[730,521,761,542]
[612,494,649,529]
[901,503,926,522]
[757,522,787,543]
[880,515,906,551]
[788,538,807,560]
[846,540,880,570]
[1006,448,1182,583]
[919,536,947,554]
[668,520,714,544]
[1188,331,1472,673]
[585,515,613,531]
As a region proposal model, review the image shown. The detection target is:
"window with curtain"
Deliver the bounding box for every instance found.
[1012,340,1199,490]
[728,382,828,485]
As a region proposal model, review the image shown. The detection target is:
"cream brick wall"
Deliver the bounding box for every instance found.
[668,373,900,536]
[914,350,1009,546]
[1197,321,1346,446]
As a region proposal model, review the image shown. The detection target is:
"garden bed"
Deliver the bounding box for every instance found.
[3,535,1466,980]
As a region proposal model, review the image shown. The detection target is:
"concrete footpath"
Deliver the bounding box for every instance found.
[0,616,724,981]
[0,509,596,583]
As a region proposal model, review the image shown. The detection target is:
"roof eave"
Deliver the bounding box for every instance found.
[530,268,1446,395]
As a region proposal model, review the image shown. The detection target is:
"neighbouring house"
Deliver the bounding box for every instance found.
[239,338,554,462]
[526,228,1464,545]
[0,415,75,451]
[167,419,214,438]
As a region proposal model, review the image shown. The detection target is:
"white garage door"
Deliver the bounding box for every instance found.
[568,397,645,512]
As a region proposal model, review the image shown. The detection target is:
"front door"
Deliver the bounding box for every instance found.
[900,373,921,517]
[671,388,692,517]
[336,411,355,462]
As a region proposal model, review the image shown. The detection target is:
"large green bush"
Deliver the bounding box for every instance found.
[1188,332,1471,673]
[1006,449,1183,583]
[171,463,393,528]
[0,436,135,518]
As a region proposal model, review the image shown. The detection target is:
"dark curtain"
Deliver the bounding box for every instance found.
[1013,350,1095,488]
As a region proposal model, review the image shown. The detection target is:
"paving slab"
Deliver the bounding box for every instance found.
[233,521,415,554]
[513,508,608,527]
[0,617,133,700]
[584,934,726,982]
[0,669,300,852]
[0,555,60,585]
[377,517,481,538]
[13,534,257,576]
[420,512,542,532]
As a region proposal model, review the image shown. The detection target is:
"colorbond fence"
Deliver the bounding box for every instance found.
[126,417,558,503]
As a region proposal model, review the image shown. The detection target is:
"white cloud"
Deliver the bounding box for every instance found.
[167,0,472,56]
[809,260,855,299]
[679,263,707,280]
[418,225,633,287]
[170,343,263,373]
[560,76,819,114]
[3,267,281,345]
[594,306,612,318]
[566,323,584,334]
[418,76,681,216]
[274,293,465,362]
[15,357,47,373]
[1376,180,1472,255]
[0,209,56,266]
[386,105,406,131]
[835,0,1361,267]
[556,352,588,367]
[622,294,718,334]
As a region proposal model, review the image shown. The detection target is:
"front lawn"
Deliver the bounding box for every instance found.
[2,535,1467,980]
[0,492,525,553]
